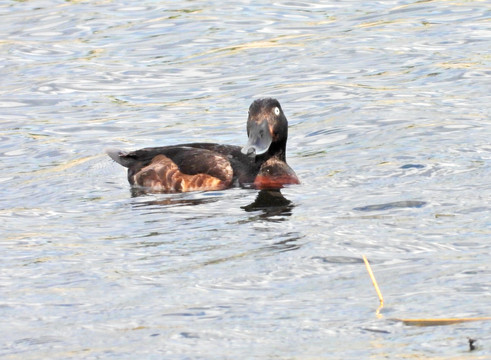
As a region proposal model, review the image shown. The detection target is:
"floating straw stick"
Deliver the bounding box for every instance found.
[362,255,491,326]
[397,317,491,326]
[362,255,384,316]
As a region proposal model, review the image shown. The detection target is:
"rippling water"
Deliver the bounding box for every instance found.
[1,0,490,358]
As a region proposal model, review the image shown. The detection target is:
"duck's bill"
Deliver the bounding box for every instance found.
[241,120,272,156]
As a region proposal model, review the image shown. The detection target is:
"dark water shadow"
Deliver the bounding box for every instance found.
[265,234,303,253]
[312,256,364,264]
[201,233,303,267]
[241,190,295,220]
[128,188,296,218]
[130,187,223,208]
[354,200,427,212]
[240,190,301,252]
[128,188,296,235]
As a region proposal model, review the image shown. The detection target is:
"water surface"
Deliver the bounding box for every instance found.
[1,0,490,358]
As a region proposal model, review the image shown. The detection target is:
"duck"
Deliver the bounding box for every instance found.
[106,98,299,192]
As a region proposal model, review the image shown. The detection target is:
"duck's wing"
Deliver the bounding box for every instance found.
[107,146,234,192]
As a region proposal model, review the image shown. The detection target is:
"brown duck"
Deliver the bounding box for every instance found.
[106,98,299,192]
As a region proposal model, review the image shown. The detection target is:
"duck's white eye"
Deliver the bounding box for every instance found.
[274,107,280,116]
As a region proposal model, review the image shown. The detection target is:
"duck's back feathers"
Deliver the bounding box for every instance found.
[107,146,234,192]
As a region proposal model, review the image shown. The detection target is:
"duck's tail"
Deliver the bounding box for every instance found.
[105,148,133,168]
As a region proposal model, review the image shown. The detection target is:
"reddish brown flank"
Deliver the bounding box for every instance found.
[133,154,232,192]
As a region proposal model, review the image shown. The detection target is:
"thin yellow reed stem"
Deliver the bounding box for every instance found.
[363,255,384,316]
[361,255,491,325]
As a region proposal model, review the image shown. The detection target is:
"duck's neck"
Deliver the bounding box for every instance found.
[256,147,286,164]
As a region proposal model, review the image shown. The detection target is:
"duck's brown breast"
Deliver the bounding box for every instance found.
[253,157,299,190]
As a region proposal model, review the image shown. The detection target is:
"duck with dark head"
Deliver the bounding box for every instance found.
[106,98,300,192]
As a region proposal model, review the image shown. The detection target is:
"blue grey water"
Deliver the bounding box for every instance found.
[1,0,490,358]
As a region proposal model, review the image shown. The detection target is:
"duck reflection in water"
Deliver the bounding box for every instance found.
[131,188,294,219]
[243,189,300,252]
[242,189,294,220]
[130,187,222,207]
[131,189,300,252]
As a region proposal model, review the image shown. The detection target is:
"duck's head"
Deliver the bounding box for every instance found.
[241,98,289,161]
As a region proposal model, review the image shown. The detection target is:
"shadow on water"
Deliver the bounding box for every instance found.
[130,187,223,207]
[353,200,427,212]
[312,256,364,264]
[264,234,302,253]
[241,190,301,252]
[132,195,220,208]
[128,187,296,219]
[128,187,296,226]
[242,190,295,220]
[128,188,301,252]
